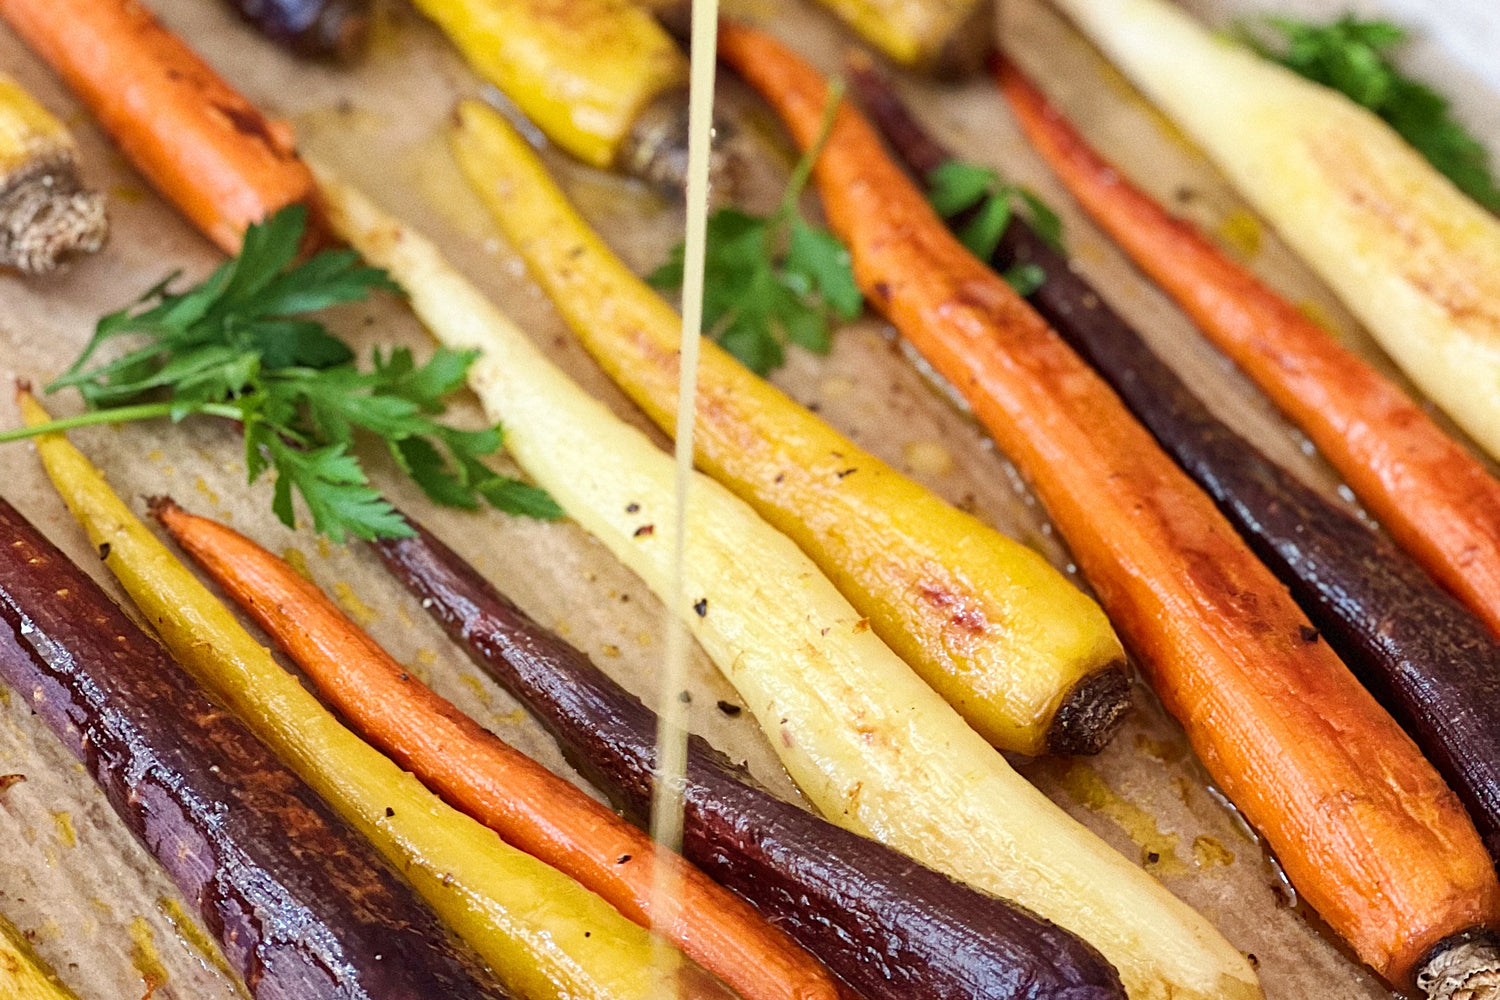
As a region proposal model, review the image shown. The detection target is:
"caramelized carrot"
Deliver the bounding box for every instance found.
[0,0,317,252]
[151,498,849,1000]
[718,25,1500,990]
[996,60,1500,641]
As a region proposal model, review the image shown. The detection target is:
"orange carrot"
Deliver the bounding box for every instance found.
[997,60,1500,642]
[718,24,1500,989]
[0,0,317,253]
[151,498,848,1000]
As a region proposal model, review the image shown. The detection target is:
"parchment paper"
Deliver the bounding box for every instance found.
[0,0,1495,996]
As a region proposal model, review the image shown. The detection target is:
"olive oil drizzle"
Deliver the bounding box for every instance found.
[650,0,719,993]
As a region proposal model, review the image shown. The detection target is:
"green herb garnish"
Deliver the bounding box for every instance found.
[924,159,1064,294]
[1240,14,1500,211]
[2,205,562,541]
[649,83,863,377]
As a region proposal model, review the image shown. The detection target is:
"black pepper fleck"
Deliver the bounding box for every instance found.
[97,542,110,560]
[716,700,741,717]
[616,854,632,864]
[693,598,708,617]
[626,502,640,513]
[1299,625,1320,643]
[385,807,395,818]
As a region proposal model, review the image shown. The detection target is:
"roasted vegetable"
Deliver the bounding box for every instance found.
[220,0,371,59]
[316,162,1260,1000]
[1045,0,1500,464]
[811,0,993,76]
[450,96,1127,758]
[407,0,695,188]
[0,494,510,1000]
[0,72,106,274]
[995,56,1500,642]
[19,392,737,1000]
[0,0,316,253]
[153,497,849,1000]
[0,910,85,1000]
[854,51,1500,881]
[375,513,1127,1000]
[719,24,1500,992]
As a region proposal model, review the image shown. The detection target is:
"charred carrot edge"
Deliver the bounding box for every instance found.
[0,0,317,253]
[849,54,1500,873]
[717,24,1500,988]
[151,498,848,1000]
[994,59,1500,641]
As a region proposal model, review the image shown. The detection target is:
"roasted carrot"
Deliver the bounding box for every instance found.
[719,24,1500,992]
[996,60,1500,642]
[151,497,847,1000]
[0,0,317,253]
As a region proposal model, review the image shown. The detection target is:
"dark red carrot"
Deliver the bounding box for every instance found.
[372,515,1128,1000]
[996,58,1500,643]
[0,495,508,1000]
[152,497,849,1000]
[848,55,1500,865]
[719,23,1500,989]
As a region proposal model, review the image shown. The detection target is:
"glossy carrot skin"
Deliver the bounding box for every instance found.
[374,518,1127,1000]
[995,60,1500,641]
[0,496,509,1000]
[851,57,1500,864]
[0,0,317,252]
[153,499,847,1000]
[719,25,1500,986]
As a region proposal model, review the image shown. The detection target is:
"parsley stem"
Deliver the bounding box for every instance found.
[0,401,242,443]
[778,77,847,219]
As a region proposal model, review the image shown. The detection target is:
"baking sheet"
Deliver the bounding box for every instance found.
[0,0,1496,996]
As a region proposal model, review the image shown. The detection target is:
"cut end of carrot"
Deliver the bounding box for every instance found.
[1420,937,1500,1000]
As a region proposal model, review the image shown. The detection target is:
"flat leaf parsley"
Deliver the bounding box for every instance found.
[924,159,1063,295]
[2,205,562,541]
[649,83,863,377]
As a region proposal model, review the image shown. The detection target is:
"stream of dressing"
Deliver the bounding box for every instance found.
[649,0,719,993]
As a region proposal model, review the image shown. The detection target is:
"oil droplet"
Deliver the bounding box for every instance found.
[50,811,75,848]
[1192,835,1235,868]
[333,582,379,627]
[157,896,249,998]
[193,477,220,507]
[902,440,953,478]
[147,450,165,464]
[1295,298,1340,334]
[820,374,856,400]
[1133,732,1186,764]
[1092,56,1205,161]
[128,917,169,999]
[1214,208,1262,259]
[110,185,146,203]
[416,648,437,666]
[459,674,493,708]
[282,547,313,582]
[1059,762,1187,875]
[315,537,332,559]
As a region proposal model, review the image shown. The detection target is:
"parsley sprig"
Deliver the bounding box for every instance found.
[924,160,1064,295]
[649,83,863,377]
[1240,15,1500,211]
[2,205,561,541]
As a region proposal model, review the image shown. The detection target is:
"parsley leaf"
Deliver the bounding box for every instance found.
[650,82,863,377]
[1240,15,1500,211]
[3,205,562,542]
[924,159,1066,283]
